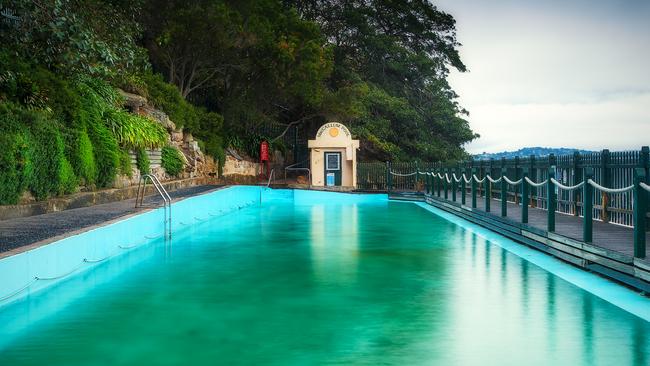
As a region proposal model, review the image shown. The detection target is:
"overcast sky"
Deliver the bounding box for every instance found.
[434,0,650,154]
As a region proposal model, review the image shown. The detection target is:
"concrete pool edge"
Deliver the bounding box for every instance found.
[413,201,650,322]
[0,185,260,307]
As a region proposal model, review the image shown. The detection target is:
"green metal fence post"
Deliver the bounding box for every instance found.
[573,152,582,216]
[547,167,556,232]
[642,146,650,231]
[601,149,611,222]
[514,156,520,205]
[583,167,594,243]
[530,155,536,208]
[471,168,477,208]
[633,168,647,258]
[521,168,529,223]
[452,168,457,202]
[443,168,449,200]
[386,161,392,193]
[437,168,442,197]
[415,161,420,191]
[485,176,491,213]
[460,164,466,205]
[500,167,507,217]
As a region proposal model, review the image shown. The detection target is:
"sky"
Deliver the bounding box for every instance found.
[434,0,650,154]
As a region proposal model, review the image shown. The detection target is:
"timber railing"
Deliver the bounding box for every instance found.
[356,147,650,260]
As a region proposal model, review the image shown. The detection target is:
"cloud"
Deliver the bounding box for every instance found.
[435,0,650,153]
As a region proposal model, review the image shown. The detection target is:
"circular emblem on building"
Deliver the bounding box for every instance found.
[329,127,339,137]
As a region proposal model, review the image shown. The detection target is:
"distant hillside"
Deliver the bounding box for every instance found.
[474,147,594,160]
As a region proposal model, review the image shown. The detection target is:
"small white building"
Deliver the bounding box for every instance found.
[308,122,360,188]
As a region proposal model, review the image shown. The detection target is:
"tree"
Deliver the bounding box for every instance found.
[288,0,477,161]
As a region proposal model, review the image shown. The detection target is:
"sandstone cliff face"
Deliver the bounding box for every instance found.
[115,90,218,188]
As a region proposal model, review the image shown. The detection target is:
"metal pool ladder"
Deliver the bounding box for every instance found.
[135,174,172,239]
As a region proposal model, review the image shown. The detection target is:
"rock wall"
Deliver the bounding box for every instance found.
[117,91,218,187]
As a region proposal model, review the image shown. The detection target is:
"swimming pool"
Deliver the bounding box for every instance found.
[0,187,648,365]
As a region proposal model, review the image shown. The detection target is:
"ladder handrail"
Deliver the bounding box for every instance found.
[136,174,172,239]
[267,168,276,188]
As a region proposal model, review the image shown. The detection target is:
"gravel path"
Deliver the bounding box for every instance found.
[0,185,223,253]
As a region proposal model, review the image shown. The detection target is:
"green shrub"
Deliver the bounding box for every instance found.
[76,77,120,188]
[0,105,34,204]
[105,109,168,149]
[64,127,97,186]
[198,135,226,175]
[143,73,199,131]
[87,120,119,188]
[135,147,150,175]
[0,52,81,124]
[161,146,185,177]
[58,157,77,195]
[28,111,76,200]
[118,148,133,177]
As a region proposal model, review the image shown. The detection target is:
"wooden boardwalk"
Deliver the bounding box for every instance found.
[450,192,649,259]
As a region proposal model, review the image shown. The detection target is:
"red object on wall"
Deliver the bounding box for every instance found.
[260,141,269,161]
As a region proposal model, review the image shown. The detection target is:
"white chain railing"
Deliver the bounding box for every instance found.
[587,179,634,194]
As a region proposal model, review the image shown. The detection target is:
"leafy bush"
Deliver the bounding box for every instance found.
[58,158,78,195]
[0,52,81,124]
[0,105,34,204]
[28,111,76,200]
[105,109,168,149]
[64,127,97,186]
[161,146,185,177]
[135,148,150,175]
[118,148,133,177]
[143,73,199,131]
[87,121,119,188]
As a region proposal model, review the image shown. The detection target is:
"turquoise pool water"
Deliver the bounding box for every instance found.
[0,189,648,365]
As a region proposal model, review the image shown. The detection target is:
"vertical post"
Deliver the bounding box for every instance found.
[424,169,429,195]
[500,167,507,217]
[452,168,457,202]
[633,168,647,258]
[573,151,582,216]
[514,156,520,204]
[437,169,442,197]
[521,169,529,223]
[599,150,611,220]
[485,177,491,212]
[386,161,392,193]
[529,155,536,208]
[415,161,420,191]
[547,167,556,232]
[471,168,477,208]
[642,146,650,231]
[443,168,449,200]
[583,167,594,243]
[460,164,466,205]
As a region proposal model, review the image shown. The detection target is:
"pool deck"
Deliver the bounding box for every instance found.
[392,190,650,292]
[0,185,222,257]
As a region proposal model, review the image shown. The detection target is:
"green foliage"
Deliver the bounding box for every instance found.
[64,127,97,186]
[0,52,81,124]
[58,158,78,195]
[105,109,168,149]
[0,105,34,204]
[161,146,185,177]
[86,118,120,188]
[135,148,151,175]
[142,73,199,131]
[1,0,148,78]
[27,110,76,200]
[118,149,133,177]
